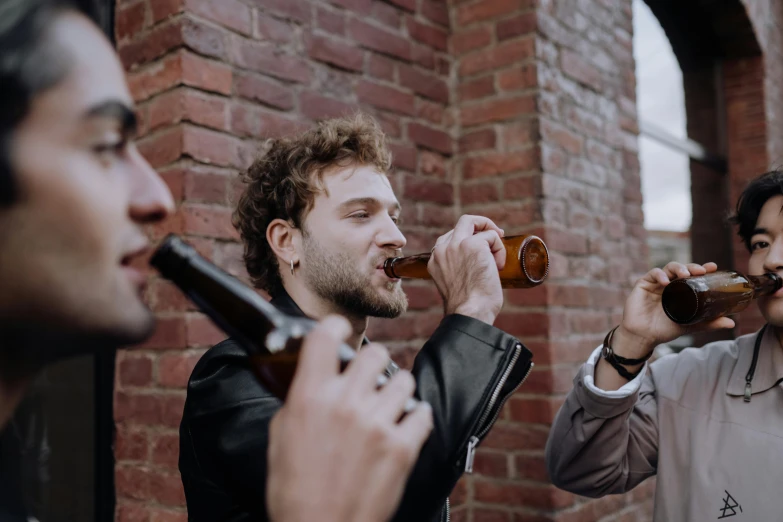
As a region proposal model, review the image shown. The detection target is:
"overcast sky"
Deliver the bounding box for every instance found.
[633,0,691,232]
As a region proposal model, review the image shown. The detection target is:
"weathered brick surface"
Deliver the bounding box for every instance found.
[115,0,783,520]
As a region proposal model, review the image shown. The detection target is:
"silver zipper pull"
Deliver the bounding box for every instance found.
[464,436,479,473]
[744,381,752,403]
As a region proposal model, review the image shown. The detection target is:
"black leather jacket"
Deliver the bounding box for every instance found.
[179,291,533,522]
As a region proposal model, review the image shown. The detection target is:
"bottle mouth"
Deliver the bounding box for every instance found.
[521,236,549,283]
[662,279,699,324]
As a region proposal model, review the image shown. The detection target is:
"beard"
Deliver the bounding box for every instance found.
[300,232,408,319]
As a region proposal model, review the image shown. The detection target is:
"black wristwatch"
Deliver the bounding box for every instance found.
[601,326,653,381]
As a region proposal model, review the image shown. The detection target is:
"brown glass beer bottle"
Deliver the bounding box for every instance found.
[383,234,550,289]
[661,270,782,325]
[150,235,408,405]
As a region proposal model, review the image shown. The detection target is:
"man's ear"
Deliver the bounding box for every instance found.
[267,218,300,267]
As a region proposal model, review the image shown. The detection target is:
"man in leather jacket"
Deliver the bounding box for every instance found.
[179,114,535,522]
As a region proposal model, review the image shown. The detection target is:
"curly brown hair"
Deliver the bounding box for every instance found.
[232,113,393,296]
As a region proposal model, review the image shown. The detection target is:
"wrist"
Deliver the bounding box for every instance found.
[612,325,657,360]
[450,301,498,325]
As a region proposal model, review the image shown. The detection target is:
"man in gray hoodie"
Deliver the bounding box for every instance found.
[546,170,783,521]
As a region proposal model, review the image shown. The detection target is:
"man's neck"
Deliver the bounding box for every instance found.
[283,284,369,350]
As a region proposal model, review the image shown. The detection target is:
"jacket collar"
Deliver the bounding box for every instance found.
[726,326,783,397]
[269,289,370,346]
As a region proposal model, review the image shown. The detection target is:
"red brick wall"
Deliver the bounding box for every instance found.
[112,0,783,521]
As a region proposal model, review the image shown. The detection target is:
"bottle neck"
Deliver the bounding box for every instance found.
[748,273,783,297]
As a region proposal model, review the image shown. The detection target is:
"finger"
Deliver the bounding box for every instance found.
[703,262,718,273]
[662,262,689,280]
[684,263,709,276]
[289,315,352,395]
[395,402,433,458]
[642,267,670,286]
[468,230,507,270]
[432,230,453,253]
[373,370,416,421]
[697,316,736,332]
[451,215,503,243]
[342,343,391,395]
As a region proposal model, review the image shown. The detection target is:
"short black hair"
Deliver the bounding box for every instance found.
[730,170,783,251]
[0,0,97,205]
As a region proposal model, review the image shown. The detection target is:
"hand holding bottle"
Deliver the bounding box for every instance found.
[427,215,506,325]
[266,316,433,522]
[615,262,736,360]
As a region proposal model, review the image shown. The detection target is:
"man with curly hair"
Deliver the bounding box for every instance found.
[179,113,535,522]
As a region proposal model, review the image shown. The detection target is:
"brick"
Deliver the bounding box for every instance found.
[473,450,509,478]
[459,128,496,152]
[316,6,346,35]
[461,96,535,126]
[250,0,310,24]
[230,103,304,139]
[185,0,251,35]
[367,53,396,80]
[508,396,563,424]
[389,143,418,171]
[497,11,537,40]
[349,19,412,60]
[541,143,566,174]
[416,204,457,227]
[356,79,416,115]
[403,176,453,205]
[514,454,550,482]
[407,122,452,155]
[116,1,146,42]
[183,167,228,204]
[300,92,354,120]
[566,106,605,139]
[373,1,401,28]
[422,0,450,27]
[181,16,229,59]
[452,26,492,55]
[330,0,373,14]
[187,313,228,346]
[418,150,446,177]
[137,317,187,350]
[119,18,183,70]
[544,227,588,255]
[150,510,187,522]
[128,54,182,102]
[497,63,537,91]
[540,118,583,154]
[459,76,495,101]
[412,44,436,70]
[307,35,364,72]
[475,481,575,510]
[407,18,448,51]
[256,15,295,44]
[150,89,228,132]
[148,0,183,21]
[181,126,242,167]
[148,469,186,506]
[232,40,311,83]
[417,99,445,124]
[462,182,499,205]
[482,422,550,451]
[384,0,416,12]
[504,175,536,199]
[235,73,295,110]
[117,503,151,522]
[148,279,194,313]
[460,38,535,77]
[457,0,529,25]
[138,127,183,169]
[402,285,441,310]
[181,52,233,95]
[116,466,150,501]
[463,149,537,179]
[151,433,180,469]
[561,49,602,91]
[181,204,238,239]
[158,352,202,388]
[161,394,187,428]
[115,391,165,426]
[119,355,153,387]
[115,428,149,461]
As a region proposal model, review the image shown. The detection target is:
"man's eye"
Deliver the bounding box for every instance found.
[351,212,369,219]
[93,140,127,157]
[751,241,770,251]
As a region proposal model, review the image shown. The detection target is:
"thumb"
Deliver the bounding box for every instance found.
[692,316,736,333]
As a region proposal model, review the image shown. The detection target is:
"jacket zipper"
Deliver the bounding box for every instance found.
[439,497,450,522]
[464,343,533,473]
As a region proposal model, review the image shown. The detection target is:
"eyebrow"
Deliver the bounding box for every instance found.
[338,197,401,213]
[84,100,138,135]
[752,227,769,236]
